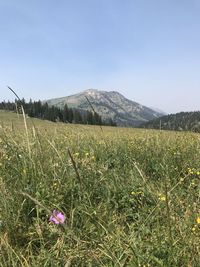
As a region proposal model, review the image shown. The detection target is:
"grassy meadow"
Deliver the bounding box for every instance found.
[0,110,200,266]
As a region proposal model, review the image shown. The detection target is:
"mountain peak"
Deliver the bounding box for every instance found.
[84,89,100,97]
[84,88,98,93]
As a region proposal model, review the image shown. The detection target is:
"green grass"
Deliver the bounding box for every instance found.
[0,110,200,266]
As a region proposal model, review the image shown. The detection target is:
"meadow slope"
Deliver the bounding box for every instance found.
[0,110,200,266]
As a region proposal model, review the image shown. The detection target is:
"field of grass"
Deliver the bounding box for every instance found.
[1,110,200,266]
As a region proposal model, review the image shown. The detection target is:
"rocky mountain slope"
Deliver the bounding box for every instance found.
[45,89,165,126]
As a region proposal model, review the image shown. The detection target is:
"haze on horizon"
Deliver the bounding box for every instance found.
[1,0,200,114]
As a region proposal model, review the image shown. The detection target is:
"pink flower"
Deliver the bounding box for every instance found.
[49,210,65,224]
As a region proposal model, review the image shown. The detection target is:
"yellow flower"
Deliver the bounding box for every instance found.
[188,168,195,174]
[192,226,196,232]
[158,194,166,201]
[196,217,200,224]
[160,196,166,201]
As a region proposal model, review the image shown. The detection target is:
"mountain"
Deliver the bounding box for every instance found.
[149,107,167,115]
[45,89,165,126]
[139,111,200,132]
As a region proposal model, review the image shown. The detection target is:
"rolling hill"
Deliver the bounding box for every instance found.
[139,111,200,132]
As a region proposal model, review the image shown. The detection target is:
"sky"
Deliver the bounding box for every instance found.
[1,0,200,113]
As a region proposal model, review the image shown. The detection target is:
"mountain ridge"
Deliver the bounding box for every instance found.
[45,89,165,126]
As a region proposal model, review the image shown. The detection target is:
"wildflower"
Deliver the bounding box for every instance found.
[196,217,200,224]
[188,168,194,175]
[158,194,166,201]
[159,196,166,201]
[53,182,58,188]
[49,210,65,224]
[192,226,197,232]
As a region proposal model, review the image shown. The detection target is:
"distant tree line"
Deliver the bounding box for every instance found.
[139,111,200,132]
[0,99,117,126]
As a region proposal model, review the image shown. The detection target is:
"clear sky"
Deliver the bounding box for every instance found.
[1,0,200,113]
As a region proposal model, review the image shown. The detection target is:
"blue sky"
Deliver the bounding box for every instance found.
[1,0,200,113]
